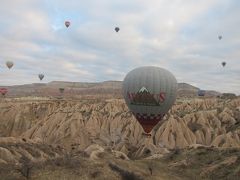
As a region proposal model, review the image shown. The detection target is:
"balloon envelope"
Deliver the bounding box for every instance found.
[38,74,44,80]
[122,66,177,134]
[6,61,13,69]
[222,62,226,67]
[218,35,222,40]
[59,88,65,93]
[0,88,8,96]
[65,21,70,28]
[115,27,120,32]
[198,90,205,96]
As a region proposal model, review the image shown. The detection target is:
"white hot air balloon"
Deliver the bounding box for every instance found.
[122,66,177,134]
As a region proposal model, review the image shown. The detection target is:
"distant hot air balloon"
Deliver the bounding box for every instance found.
[123,66,177,135]
[115,27,120,32]
[0,88,8,96]
[38,74,44,81]
[59,88,65,94]
[218,35,222,40]
[198,90,205,96]
[6,61,14,69]
[222,62,226,67]
[65,21,70,28]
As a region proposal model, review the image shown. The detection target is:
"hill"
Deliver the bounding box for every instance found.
[1,81,220,98]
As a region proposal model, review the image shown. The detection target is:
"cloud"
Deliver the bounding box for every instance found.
[0,0,239,94]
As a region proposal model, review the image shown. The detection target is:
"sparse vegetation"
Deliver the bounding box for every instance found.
[161,147,240,180]
[109,162,144,180]
[188,122,203,132]
[17,156,33,180]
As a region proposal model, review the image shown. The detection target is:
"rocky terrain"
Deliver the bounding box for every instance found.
[0,96,240,179]
[1,98,240,151]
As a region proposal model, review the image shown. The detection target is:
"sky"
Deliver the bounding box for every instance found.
[0,0,239,94]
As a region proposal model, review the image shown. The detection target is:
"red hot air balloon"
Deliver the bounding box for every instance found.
[65,21,71,28]
[0,88,8,96]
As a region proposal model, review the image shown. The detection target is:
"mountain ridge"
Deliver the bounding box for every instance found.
[0,81,221,97]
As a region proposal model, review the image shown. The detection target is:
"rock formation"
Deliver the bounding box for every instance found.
[0,97,239,158]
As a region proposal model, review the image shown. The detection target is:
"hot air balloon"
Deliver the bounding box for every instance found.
[6,61,13,69]
[222,62,226,67]
[38,74,44,81]
[0,88,8,96]
[115,27,120,32]
[123,66,177,135]
[65,21,70,28]
[59,88,65,94]
[198,90,205,96]
[218,35,222,40]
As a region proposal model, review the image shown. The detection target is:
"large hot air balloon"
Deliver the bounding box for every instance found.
[38,74,44,81]
[115,27,120,32]
[0,88,8,96]
[6,61,14,69]
[123,66,177,135]
[198,90,205,96]
[222,62,226,67]
[218,35,222,40]
[65,21,70,28]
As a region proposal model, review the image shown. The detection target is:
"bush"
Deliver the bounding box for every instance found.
[109,162,144,180]
[17,156,33,179]
[188,122,203,132]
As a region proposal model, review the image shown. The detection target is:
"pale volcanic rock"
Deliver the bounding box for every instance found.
[0,137,22,144]
[84,144,104,155]
[133,137,170,159]
[1,98,240,158]
[117,145,129,155]
[84,144,105,160]
[211,132,240,147]
[0,102,53,137]
[188,143,207,149]
[23,104,93,150]
[111,150,129,160]
[155,116,196,149]
[229,99,240,107]
[0,159,7,164]
[0,137,65,164]
[0,147,17,163]
[219,108,236,126]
